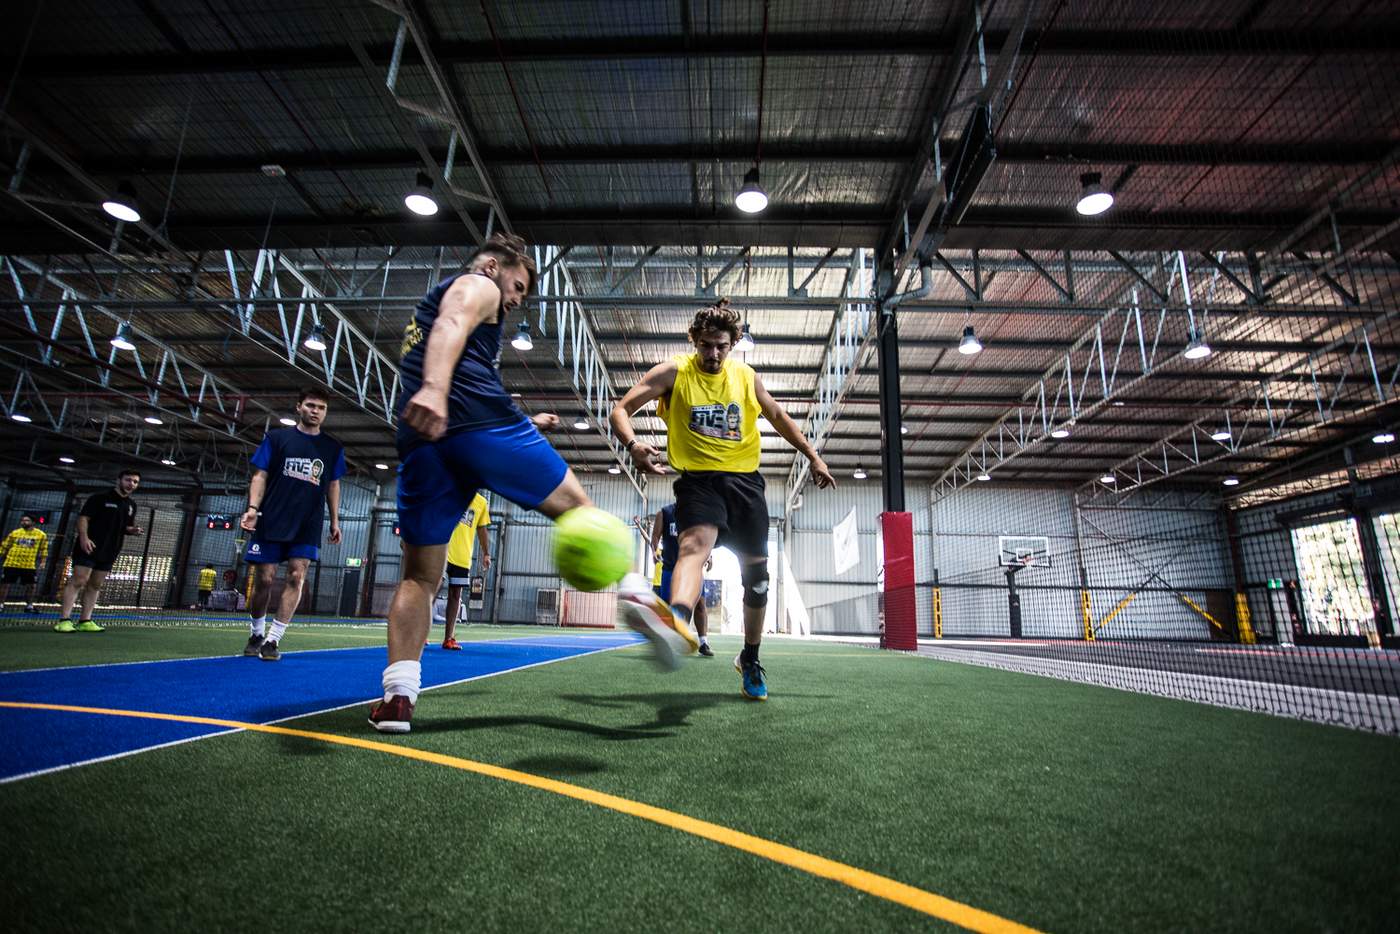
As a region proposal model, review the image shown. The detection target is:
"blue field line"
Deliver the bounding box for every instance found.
[0,632,643,782]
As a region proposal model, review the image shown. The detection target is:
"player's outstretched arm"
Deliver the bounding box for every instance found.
[755,373,836,488]
[609,360,679,476]
[402,274,501,441]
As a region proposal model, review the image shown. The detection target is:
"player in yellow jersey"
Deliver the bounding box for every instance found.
[196,563,217,609]
[440,492,492,650]
[611,299,835,699]
[0,514,48,613]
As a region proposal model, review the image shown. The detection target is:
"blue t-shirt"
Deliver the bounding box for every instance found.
[397,272,521,448]
[251,427,347,544]
[659,503,679,570]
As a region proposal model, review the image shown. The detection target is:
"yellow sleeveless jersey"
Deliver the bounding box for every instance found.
[198,568,217,590]
[658,354,761,473]
[447,494,491,568]
[1,527,47,570]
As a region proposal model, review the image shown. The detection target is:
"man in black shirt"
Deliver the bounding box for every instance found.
[55,468,142,633]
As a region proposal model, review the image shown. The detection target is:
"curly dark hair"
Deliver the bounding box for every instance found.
[467,232,538,295]
[688,297,741,344]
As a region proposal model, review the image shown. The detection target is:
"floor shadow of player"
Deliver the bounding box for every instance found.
[410,713,673,741]
[558,691,731,731]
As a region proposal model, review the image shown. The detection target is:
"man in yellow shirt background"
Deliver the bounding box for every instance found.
[440,493,491,650]
[0,514,49,614]
[196,563,217,609]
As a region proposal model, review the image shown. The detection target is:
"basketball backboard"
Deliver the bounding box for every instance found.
[998,535,1051,568]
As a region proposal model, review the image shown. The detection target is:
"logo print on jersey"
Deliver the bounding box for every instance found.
[400,320,424,359]
[689,403,743,441]
[283,457,326,486]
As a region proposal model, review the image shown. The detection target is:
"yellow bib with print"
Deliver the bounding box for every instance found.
[658,354,760,473]
[447,493,491,568]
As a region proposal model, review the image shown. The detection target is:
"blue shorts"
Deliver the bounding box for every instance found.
[397,417,568,546]
[244,539,319,564]
[653,568,673,604]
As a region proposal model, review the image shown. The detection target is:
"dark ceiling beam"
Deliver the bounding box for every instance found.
[20,28,1397,77]
[5,207,1393,254]
[69,141,1393,178]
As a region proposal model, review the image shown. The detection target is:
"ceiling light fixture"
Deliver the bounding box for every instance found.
[160,457,177,466]
[900,425,908,435]
[735,167,768,214]
[144,414,163,425]
[607,465,622,475]
[374,462,390,470]
[573,417,590,430]
[1050,427,1071,439]
[1075,172,1113,216]
[59,455,76,464]
[1183,327,1212,360]
[1373,431,1396,444]
[1100,473,1116,484]
[511,322,533,352]
[1223,476,1240,487]
[1211,429,1231,442]
[735,322,755,352]
[404,171,439,216]
[111,321,137,351]
[958,324,983,355]
[853,465,867,480]
[279,416,297,426]
[10,409,33,424]
[303,323,328,352]
[975,471,991,482]
[101,181,142,223]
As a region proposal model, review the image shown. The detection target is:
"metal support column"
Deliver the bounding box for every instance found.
[876,300,905,512]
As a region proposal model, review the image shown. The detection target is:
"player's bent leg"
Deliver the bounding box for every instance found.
[694,597,714,656]
[57,564,91,628]
[443,583,464,647]
[736,557,770,700]
[371,543,449,734]
[533,468,592,519]
[76,569,110,632]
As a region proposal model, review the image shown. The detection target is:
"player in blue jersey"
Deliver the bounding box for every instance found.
[651,503,712,656]
[371,233,612,733]
[238,387,347,661]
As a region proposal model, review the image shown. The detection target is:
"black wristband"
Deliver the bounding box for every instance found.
[626,439,640,451]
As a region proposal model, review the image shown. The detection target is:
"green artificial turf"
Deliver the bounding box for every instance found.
[2,631,1398,933]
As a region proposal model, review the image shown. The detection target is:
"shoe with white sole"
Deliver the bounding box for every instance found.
[616,573,693,672]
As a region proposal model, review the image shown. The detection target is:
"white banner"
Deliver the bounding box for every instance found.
[833,507,860,575]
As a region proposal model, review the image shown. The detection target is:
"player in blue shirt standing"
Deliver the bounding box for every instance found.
[371,232,631,733]
[238,386,347,661]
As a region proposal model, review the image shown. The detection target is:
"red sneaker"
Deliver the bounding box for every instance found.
[368,695,415,733]
[442,638,462,650]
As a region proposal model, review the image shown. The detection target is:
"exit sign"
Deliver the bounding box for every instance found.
[346,557,363,567]
[1266,578,1284,590]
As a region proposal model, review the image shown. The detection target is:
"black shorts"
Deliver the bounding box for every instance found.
[2,567,36,585]
[198,589,212,602]
[70,550,119,573]
[445,562,471,585]
[674,470,769,558]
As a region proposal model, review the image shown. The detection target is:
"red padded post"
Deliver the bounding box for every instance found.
[880,511,917,650]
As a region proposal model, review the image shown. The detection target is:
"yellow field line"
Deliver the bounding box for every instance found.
[0,700,1042,934]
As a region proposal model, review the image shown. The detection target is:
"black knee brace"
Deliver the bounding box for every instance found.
[741,562,770,608]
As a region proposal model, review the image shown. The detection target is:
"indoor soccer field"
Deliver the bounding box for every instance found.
[4,1,1400,931]
[3,616,1398,933]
